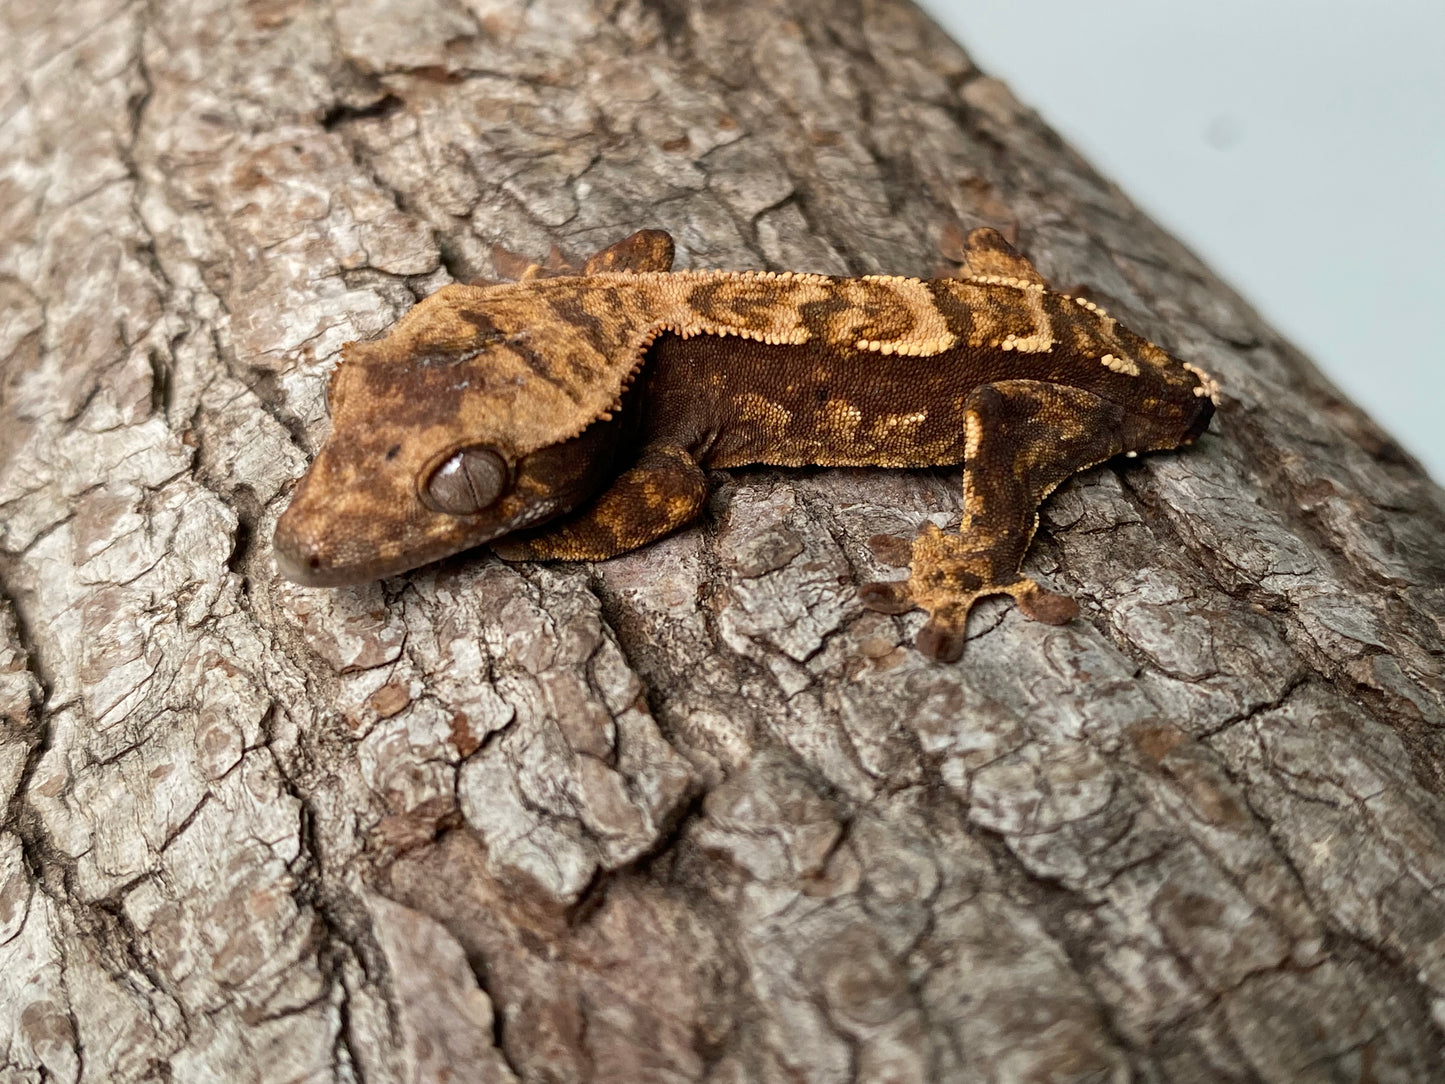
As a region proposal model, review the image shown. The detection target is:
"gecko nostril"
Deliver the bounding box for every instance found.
[272,514,334,585]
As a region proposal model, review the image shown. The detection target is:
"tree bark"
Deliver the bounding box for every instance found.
[3,1,1444,1081]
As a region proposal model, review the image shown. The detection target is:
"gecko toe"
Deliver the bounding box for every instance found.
[859,579,915,614]
[915,616,968,662]
[1011,580,1079,625]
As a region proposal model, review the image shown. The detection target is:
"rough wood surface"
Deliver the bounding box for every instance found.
[3,1,1444,1081]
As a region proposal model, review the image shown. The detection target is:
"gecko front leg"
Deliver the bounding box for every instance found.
[860,380,1131,661]
[492,442,707,561]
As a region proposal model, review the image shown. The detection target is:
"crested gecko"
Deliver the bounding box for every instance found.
[274,228,1216,661]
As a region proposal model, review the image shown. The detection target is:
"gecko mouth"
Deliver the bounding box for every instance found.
[271,509,424,587]
[272,520,506,587]
[272,489,534,586]
[273,542,335,587]
[271,526,374,587]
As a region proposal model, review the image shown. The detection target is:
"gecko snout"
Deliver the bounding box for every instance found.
[272,494,375,587]
[272,518,333,586]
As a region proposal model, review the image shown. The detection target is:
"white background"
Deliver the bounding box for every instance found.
[918,0,1445,480]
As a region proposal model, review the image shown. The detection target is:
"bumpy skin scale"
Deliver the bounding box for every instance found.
[274,229,1215,661]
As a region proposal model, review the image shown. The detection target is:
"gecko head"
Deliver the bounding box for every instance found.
[273,282,643,586]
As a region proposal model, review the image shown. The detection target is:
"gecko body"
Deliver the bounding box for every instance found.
[274,229,1215,660]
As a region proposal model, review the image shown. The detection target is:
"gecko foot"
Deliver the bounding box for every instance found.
[858,523,1078,661]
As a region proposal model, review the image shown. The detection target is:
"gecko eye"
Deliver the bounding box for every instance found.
[421,446,509,515]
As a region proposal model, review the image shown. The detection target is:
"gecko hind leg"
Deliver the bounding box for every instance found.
[859,379,1129,661]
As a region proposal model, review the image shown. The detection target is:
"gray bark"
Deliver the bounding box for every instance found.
[2,0,1444,1081]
